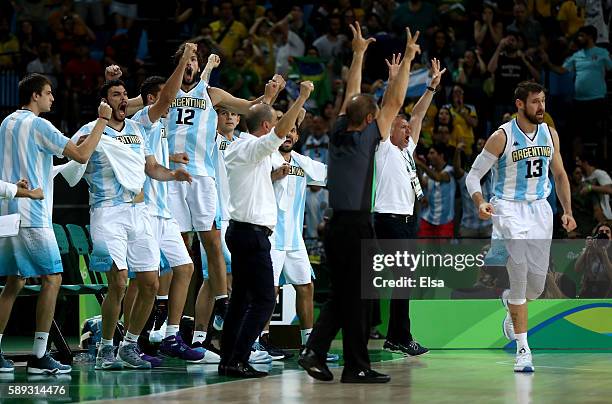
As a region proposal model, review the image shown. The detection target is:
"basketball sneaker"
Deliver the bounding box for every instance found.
[259,333,294,360]
[0,351,14,373]
[383,340,429,356]
[514,347,534,373]
[249,343,273,364]
[501,289,516,341]
[117,343,152,369]
[139,353,163,368]
[95,344,123,370]
[27,353,71,374]
[212,297,228,331]
[184,342,221,364]
[160,334,204,361]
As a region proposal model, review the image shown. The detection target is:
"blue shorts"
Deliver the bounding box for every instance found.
[200,219,231,279]
[0,228,63,277]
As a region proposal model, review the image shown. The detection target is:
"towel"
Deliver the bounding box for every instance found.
[271,151,327,211]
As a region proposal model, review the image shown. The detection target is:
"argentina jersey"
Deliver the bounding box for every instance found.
[166,80,217,177]
[492,119,554,201]
[213,131,243,222]
[421,165,456,225]
[270,152,309,251]
[460,172,492,229]
[0,110,69,227]
[72,119,150,208]
[132,107,171,219]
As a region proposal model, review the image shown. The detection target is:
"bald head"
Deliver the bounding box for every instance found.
[246,103,276,135]
[346,94,379,128]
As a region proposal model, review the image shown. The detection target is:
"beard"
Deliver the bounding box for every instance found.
[279,143,294,153]
[183,67,197,85]
[525,109,544,125]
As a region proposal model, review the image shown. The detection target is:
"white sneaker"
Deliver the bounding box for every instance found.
[249,349,273,364]
[149,321,167,343]
[188,348,221,364]
[514,347,534,373]
[501,290,516,341]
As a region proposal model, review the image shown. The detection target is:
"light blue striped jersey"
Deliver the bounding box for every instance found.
[166,80,217,177]
[0,110,69,227]
[72,119,150,208]
[459,172,492,229]
[132,107,171,219]
[270,152,312,251]
[492,119,554,201]
[421,165,456,225]
[213,131,243,222]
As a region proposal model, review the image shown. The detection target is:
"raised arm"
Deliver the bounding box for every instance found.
[147,43,198,123]
[487,38,505,74]
[201,53,221,83]
[339,23,376,116]
[408,57,445,143]
[208,74,285,114]
[548,127,576,233]
[63,102,112,163]
[377,27,421,140]
[145,155,193,183]
[104,65,143,116]
[274,81,314,138]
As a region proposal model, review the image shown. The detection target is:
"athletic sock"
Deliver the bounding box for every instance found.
[0,333,3,350]
[154,296,169,330]
[100,338,114,347]
[192,331,207,345]
[123,331,139,346]
[33,332,49,359]
[214,295,228,301]
[300,328,313,346]
[516,333,530,353]
[165,325,180,339]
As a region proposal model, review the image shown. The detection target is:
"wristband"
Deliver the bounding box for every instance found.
[99,116,110,121]
[427,86,436,93]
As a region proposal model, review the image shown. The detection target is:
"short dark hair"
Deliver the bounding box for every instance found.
[578,25,598,41]
[100,79,127,99]
[173,42,203,67]
[18,73,52,107]
[346,94,378,127]
[140,76,166,104]
[430,142,448,161]
[514,81,545,103]
[578,150,598,167]
[245,104,274,133]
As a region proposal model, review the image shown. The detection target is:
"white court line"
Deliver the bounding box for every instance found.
[495,360,605,372]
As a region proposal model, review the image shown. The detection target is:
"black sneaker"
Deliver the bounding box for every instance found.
[212,297,229,331]
[369,327,385,340]
[27,353,71,375]
[341,368,390,384]
[259,333,294,360]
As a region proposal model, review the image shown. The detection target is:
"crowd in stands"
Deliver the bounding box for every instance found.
[1,0,611,246]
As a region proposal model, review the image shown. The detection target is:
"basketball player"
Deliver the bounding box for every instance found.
[0,179,43,200]
[166,44,282,349]
[0,73,110,374]
[73,78,192,371]
[466,81,576,372]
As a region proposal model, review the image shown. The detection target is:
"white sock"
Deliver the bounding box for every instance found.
[260,330,269,337]
[192,331,206,345]
[516,333,530,353]
[301,328,312,346]
[101,338,114,347]
[165,325,180,338]
[123,331,139,346]
[33,332,49,359]
[156,295,168,301]
[215,295,228,301]
[0,333,3,349]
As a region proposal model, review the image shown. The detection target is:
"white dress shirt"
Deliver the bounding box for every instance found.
[374,138,418,215]
[225,129,285,228]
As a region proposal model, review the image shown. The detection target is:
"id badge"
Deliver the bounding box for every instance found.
[409,171,424,201]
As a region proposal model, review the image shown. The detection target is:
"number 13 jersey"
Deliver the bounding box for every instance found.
[492,118,554,202]
[167,80,218,177]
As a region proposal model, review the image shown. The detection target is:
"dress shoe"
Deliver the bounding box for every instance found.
[219,361,268,378]
[340,369,391,384]
[298,348,333,381]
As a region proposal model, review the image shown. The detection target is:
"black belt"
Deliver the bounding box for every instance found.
[229,220,273,236]
[374,213,413,223]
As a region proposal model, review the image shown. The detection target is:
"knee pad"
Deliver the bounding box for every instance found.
[507,256,527,301]
[526,273,546,300]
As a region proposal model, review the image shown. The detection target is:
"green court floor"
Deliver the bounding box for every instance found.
[1,345,612,403]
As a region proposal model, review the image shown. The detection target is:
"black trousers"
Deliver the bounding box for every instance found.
[373,213,416,345]
[221,221,276,365]
[307,212,373,372]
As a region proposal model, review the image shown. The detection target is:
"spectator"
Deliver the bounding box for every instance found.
[26,42,62,90]
[175,0,199,38]
[574,222,612,298]
[507,0,542,48]
[220,47,260,100]
[545,26,612,149]
[371,0,398,31]
[239,0,266,31]
[16,20,37,68]
[391,0,438,40]
[443,85,477,154]
[287,6,316,47]
[580,0,609,46]
[576,152,612,222]
[473,3,503,61]
[487,31,540,126]
[302,116,329,164]
[248,17,276,80]
[271,14,304,76]
[416,143,456,238]
[421,30,454,89]
[63,43,103,128]
[209,0,248,57]
[110,0,139,31]
[570,165,599,237]
[434,106,465,148]
[453,48,487,103]
[304,184,329,249]
[288,47,333,110]
[538,37,574,130]
[0,16,20,69]
[52,13,97,61]
[312,14,346,62]
[557,0,585,38]
[73,0,106,29]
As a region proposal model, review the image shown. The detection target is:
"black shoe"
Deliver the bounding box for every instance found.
[211,298,229,331]
[259,333,294,360]
[298,348,333,381]
[383,340,428,356]
[340,369,391,384]
[369,328,385,340]
[219,361,268,378]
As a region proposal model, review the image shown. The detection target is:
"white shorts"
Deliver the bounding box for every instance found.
[90,203,160,273]
[271,249,314,287]
[491,197,552,275]
[200,219,231,279]
[167,175,217,232]
[151,215,192,269]
[0,228,63,277]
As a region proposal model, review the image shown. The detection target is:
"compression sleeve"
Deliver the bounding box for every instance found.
[466,149,497,198]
